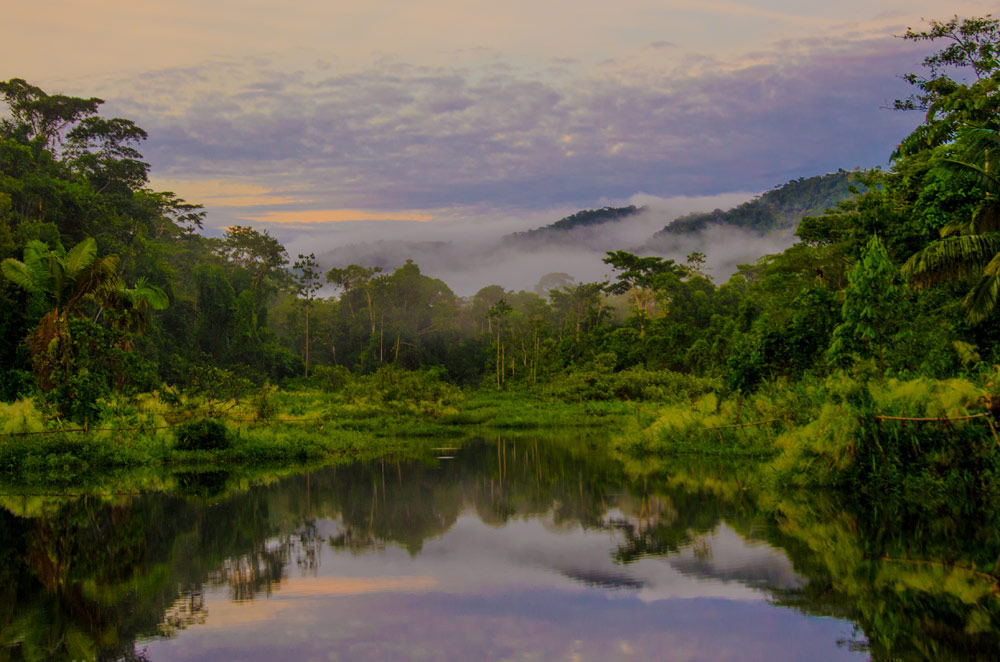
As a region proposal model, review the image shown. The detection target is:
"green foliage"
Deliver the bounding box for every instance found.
[659,171,857,236]
[3,23,1000,508]
[341,365,462,416]
[547,355,718,402]
[173,419,231,452]
[310,364,353,392]
[903,127,1000,323]
[506,205,639,243]
[0,398,45,434]
[766,373,997,491]
[828,235,905,377]
[893,15,1000,157]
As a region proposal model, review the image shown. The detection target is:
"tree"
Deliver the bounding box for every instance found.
[292,253,322,377]
[326,264,382,335]
[487,299,512,388]
[903,127,1000,323]
[602,250,681,335]
[549,282,605,341]
[215,225,288,346]
[216,226,289,299]
[685,251,708,279]
[1,237,166,392]
[0,78,103,151]
[2,238,119,389]
[893,15,1000,158]
[828,235,904,378]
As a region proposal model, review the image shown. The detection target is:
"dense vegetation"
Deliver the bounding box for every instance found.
[651,170,857,236]
[1,16,1000,505]
[503,204,640,244]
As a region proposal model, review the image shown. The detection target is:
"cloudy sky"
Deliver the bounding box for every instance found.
[3,0,993,263]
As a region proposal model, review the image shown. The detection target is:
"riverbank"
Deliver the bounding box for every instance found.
[613,372,1000,508]
[0,385,636,485]
[5,365,1000,505]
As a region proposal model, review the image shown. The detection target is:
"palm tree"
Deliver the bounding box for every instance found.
[99,277,170,334]
[1,237,167,389]
[902,127,1000,323]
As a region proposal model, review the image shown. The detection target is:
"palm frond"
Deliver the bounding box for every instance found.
[1,259,40,293]
[936,158,1000,197]
[962,250,1000,324]
[902,234,1000,286]
[939,199,1000,236]
[129,278,169,310]
[62,237,97,279]
[952,127,1000,164]
[20,241,56,294]
[67,255,120,312]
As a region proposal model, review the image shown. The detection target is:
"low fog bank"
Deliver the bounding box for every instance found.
[308,191,804,296]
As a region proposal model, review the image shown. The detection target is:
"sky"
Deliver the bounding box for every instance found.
[2,0,995,286]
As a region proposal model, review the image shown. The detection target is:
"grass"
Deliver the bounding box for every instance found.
[612,372,1000,497]
[0,386,635,486]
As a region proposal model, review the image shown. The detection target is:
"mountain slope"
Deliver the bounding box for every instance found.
[652,171,857,239]
[503,205,641,246]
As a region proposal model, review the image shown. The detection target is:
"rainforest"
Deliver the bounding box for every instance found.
[1,14,1000,662]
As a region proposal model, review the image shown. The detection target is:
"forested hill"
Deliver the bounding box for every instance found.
[653,171,857,238]
[503,205,641,245]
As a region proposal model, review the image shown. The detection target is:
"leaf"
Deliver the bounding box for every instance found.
[0,258,40,293]
[902,234,1000,286]
[62,237,97,279]
[129,277,169,310]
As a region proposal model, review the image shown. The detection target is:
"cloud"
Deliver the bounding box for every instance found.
[147,177,304,207]
[103,31,925,227]
[246,209,435,224]
[305,191,807,296]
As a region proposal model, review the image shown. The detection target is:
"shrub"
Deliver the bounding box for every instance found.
[341,365,462,416]
[174,418,230,451]
[547,356,718,403]
[311,365,353,392]
[251,384,278,421]
[0,399,46,435]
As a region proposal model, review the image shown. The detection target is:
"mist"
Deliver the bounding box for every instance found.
[301,190,800,296]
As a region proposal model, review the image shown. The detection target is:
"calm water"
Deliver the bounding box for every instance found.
[1,433,998,661]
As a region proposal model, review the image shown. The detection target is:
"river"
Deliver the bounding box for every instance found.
[1,432,996,660]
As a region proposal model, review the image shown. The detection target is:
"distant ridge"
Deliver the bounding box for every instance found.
[504,205,641,245]
[652,171,857,239]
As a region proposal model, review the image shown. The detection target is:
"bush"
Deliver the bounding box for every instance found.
[547,355,718,403]
[174,418,231,451]
[310,365,353,392]
[341,365,462,416]
[251,384,278,421]
[0,399,46,435]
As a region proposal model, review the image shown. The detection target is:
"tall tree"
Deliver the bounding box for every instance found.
[893,15,1000,158]
[828,235,904,378]
[487,299,512,388]
[292,253,322,378]
[602,251,680,335]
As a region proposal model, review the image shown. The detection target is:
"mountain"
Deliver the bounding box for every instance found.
[503,205,642,247]
[651,171,857,240]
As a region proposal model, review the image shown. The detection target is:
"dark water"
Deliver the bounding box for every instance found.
[1,434,998,661]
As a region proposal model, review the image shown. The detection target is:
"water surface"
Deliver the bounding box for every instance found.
[1,433,996,660]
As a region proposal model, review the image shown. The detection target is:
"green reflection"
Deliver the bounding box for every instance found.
[0,434,997,661]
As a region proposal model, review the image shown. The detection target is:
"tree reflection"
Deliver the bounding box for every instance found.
[0,435,997,661]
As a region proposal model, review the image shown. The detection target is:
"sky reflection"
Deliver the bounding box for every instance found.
[142,510,859,661]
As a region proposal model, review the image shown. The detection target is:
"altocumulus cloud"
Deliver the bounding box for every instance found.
[100,30,928,231]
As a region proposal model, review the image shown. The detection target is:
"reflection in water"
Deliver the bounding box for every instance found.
[0,433,997,661]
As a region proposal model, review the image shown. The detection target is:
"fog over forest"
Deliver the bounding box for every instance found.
[300,190,801,295]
